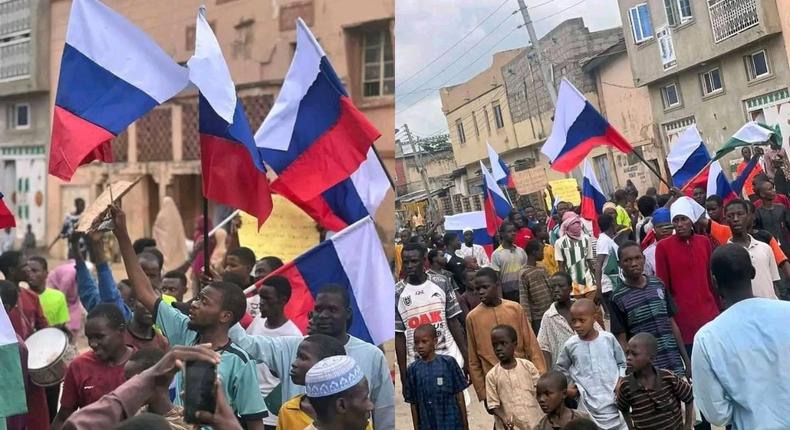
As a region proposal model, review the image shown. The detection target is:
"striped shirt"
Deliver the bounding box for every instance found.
[519,265,553,322]
[616,368,693,430]
[554,235,595,296]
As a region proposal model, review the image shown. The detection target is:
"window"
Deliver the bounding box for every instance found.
[0,0,31,82]
[708,0,758,43]
[7,103,29,129]
[661,83,680,109]
[492,102,505,129]
[700,68,723,96]
[483,107,491,134]
[629,3,654,43]
[664,0,692,27]
[471,111,479,137]
[362,27,394,97]
[745,50,769,80]
[456,119,466,145]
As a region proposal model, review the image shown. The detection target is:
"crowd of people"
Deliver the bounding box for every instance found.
[0,199,394,430]
[395,162,790,430]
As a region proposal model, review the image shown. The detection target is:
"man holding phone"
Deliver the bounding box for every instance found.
[111,205,268,430]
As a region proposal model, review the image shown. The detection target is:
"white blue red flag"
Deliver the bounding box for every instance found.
[444,211,494,257]
[706,161,737,203]
[0,192,14,229]
[255,18,380,201]
[580,159,607,228]
[487,142,515,189]
[731,155,760,197]
[188,7,273,225]
[541,79,633,173]
[246,217,393,345]
[50,0,189,181]
[667,124,710,190]
[481,161,512,236]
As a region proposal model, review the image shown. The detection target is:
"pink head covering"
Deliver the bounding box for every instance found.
[560,211,583,240]
[47,261,82,331]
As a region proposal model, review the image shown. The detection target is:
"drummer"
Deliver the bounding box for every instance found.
[51,304,133,430]
[0,280,50,430]
[23,256,71,422]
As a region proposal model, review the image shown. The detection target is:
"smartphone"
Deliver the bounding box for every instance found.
[183,360,217,424]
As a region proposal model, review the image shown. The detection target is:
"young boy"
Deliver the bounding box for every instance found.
[405,324,469,430]
[535,371,590,430]
[616,333,694,430]
[485,324,543,430]
[520,239,553,333]
[556,299,628,430]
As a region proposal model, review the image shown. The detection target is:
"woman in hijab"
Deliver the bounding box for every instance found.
[152,197,189,273]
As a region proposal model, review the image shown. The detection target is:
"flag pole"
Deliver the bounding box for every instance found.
[632,150,672,188]
[202,196,209,279]
[370,143,395,191]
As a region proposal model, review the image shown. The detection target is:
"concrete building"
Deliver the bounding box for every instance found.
[582,38,666,195]
[0,0,50,246]
[394,134,455,197]
[618,0,790,175]
[47,0,395,257]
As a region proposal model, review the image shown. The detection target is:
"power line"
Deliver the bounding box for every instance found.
[397,25,521,115]
[532,0,588,23]
[396,10,519,101]
[396,0,512,91]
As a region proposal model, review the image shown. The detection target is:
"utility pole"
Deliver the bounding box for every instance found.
[403,123,435,224]
[516,0,557,107]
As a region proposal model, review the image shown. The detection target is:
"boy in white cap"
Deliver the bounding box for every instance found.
[305,356,374,430]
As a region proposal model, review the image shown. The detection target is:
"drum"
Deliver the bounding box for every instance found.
[26,328,69,387]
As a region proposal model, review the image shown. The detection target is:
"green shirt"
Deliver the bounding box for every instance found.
[153,300,267,424]
[38,288,69,326]
[615,205,631,229]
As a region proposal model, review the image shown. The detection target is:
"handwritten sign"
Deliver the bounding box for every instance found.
[544,178,581,209]
[238,195,319,262]
[513,167,548,195]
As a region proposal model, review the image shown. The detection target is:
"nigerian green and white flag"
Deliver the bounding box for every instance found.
[713,121,782,160]
[0,297,26,420]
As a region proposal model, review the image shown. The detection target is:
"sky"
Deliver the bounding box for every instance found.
[395,0,623,140]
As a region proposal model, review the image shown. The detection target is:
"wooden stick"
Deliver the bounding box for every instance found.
[632,150,672,188]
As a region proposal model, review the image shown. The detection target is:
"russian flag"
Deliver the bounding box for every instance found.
[272,147,391,232]
[731,155,760,198]
[49,0,189,181]
[706,161,737,203]
[188,7,273,224]
[0,192,14,229]
[481,161,512,236]
[444,211,494,257]
[244,217,393,345]
[255,18,380,202]
[487,142,515,189]
[541,79,634,173]
[580,159,607,236]
[667,125,710,190]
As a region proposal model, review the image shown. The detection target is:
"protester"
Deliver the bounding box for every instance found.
[491,222,529,302]
[737,147,764,201]
[161,271,188,302]
[72,233,132,321]
[426,249,459,291]
[613,190,633,230]
[405,324,468,430]
[609,241,689,376]
[394,228,411,277]
[594,213,619,316]
[457,268,481,318]
[616,333,694,430]
[1,227,14,253]
[466,268,546,404]
[635,196,656,244]
[254,256,284,280]
[0,251,48,339]
[224,247,257,287]
[510,210,534,249]
[724,199,781,299]
[642,208,671,277]
[705,195,724,224]
[520,239,553,333]
[111,205,268,429]
[51,304,134,430]
[537,272,602,368]
[457,227,490,268]
[47,261,82,340]
[654,197,720,352]
[692,244,790,430]
[532,223,557,276]
[549,201,573,245]
[124,290,170,351]
[60,198,86,258]
[554,212,600,325]
[304,356,374,430]
[535,371,591,430]
[754,178,790,256]
[692,185,707,207]
[441,232,467,288]
[556,299,628,430]
[485,324,543,430]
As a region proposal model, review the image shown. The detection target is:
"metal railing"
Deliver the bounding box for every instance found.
[0,0,30,38]
[0,37,30,81]
[708,0,759,43]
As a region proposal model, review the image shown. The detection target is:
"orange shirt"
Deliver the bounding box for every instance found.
[736,161,764,197]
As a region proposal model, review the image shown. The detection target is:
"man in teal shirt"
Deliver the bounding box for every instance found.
[111,206,267,430]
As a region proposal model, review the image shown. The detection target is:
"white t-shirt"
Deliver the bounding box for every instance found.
[728,236,781,300]
[395,273,464,367]
[245,317,302,425]
[596,232,619,294]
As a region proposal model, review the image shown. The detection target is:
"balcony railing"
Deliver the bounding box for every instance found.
[0,0,30,38]
[708,0,759,43]
[0,38,30,81]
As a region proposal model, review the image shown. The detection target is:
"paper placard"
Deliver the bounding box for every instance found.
[544,178,581,208]
[513,167,548,195]
[76,177,142,232]
[238,194,320,262]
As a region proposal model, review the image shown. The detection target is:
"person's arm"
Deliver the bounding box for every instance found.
[594,253,606,302]
[478,246,490,267]
[63,373,154,430]
[443,280,468,369]
[691,338,732,426]
[51,358,80,430]
[235,354,269,430]
[447,317,468,371]
[110,205,158,312]
[410,404,420,430]
[95,262,132,321]
[519,273,532,321]
[612,334,627,377]
[74,257,100,313]
[457,392,469,430]
[486,372,507,426]
[554,240,567,273]
[616,333,628,356]
[31,292,49,331]
[466,317,485,400]
[395,332,408,396]
[369,347,396,430]
[670,318,691,377]
[655,242,671,291]
[519,309,546,373]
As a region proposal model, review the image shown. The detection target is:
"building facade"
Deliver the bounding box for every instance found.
[47,0,395,257]
[0,0,49,246]
[618,0,790,175]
